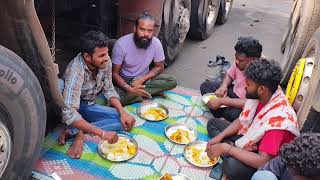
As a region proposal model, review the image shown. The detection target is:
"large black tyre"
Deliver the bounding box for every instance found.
[189,0,221,40]
[293,28,320,131]
[281,0,320,85]
[216,0,233,24]
[161,0,191,66]
[280,0,304,53]
[0,46,46,179]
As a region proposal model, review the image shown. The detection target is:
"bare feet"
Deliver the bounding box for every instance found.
[67,132,85,159]
[58,129,71,145]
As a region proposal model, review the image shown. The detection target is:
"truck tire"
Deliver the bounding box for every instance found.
[161,0,191,66]
[293,29,320,131]
[189,0,221,40]
[0,46,46,179]
[280,0,320,86]
[280,0,304,53]
[216,0,233,24]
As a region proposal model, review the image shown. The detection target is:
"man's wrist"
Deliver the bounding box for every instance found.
[224,143,232,155]
[123,84,131,89]
[124,85,133,92]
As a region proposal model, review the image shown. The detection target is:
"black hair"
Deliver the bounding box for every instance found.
[135,12,155,27]
[244,58,282,93]
[280,133,320,177]
[80,31,109,56]
[234,37,262,58]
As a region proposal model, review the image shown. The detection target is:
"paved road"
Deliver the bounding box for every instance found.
[164,0,292,90]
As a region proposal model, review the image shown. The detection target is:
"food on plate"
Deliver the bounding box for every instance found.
[142,107,167,120]
[160,173,173,180]
[169,128,196,144]
[100,137,136,161]
[202,94,217,104]
[185,143,218,166]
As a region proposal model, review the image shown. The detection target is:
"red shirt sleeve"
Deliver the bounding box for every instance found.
[258,130,296,156]
[227,63,236,80]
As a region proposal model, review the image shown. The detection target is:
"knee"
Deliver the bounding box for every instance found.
[222,157,240,179]
[207,119,220,138]
[251,170,278,180]
[200,80,219,95]
[200,81,209,95]
[164,75,177,89]
[222,157,255,180]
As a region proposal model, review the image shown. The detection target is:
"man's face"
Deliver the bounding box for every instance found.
[245,78,260,99]
[235,53,256,71]
[88,47,109,69]
[134,19,155,49]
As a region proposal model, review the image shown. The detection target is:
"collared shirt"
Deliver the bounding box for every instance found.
[61,53,119,125]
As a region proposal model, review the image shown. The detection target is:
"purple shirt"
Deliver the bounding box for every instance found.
[112,33,165,78]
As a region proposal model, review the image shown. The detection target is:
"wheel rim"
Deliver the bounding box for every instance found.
[0,120,11,177]
[225,0,232,15]
[177,2,190,43]
[296,44,320,128]
[206,0,218,27]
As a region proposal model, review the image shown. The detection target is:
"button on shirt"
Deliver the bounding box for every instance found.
[61,53,119,125]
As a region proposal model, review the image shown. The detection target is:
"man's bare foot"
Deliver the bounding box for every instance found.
[67,132,85,159]
[58,129,71,145]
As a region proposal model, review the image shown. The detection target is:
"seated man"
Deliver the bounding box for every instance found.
[206,59,300,180]
[59,31,135,159]
[252,133,320,180]
[200,37,262,122]
[112,13,177,105]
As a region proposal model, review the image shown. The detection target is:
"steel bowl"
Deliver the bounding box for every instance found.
[183,141,220,168]
[159,173,192,180]
[165,123,197,144]
[136,102,169,121]
[98,134,138,162]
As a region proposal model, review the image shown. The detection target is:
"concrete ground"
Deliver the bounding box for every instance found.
[164,0,292,90]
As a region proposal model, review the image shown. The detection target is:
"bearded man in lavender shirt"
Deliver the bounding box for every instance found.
[111,13,177,105]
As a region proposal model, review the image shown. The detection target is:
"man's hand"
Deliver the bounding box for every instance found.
[131,78,146,87]
[127,86,152,98]
[207,134,224,146]
[207,98,223,110]
[101,130,119,144]
[206,143,230,159]
[215,86,227,97]
[120,112,136,131]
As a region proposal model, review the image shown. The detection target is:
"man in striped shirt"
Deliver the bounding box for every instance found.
[59,31,135,159]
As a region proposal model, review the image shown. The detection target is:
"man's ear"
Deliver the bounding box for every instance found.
[83,52,91,62]
[133,26,137,33]
[258,86,267,96]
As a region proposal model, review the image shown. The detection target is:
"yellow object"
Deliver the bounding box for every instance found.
[100,137,136,161]
[161,173,173,180]
[170,128,193,143]
[185,145,218,166]
[143,107,167,120]
[285,58,306,104]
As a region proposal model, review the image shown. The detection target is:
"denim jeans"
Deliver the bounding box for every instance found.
[59,79,123,135]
